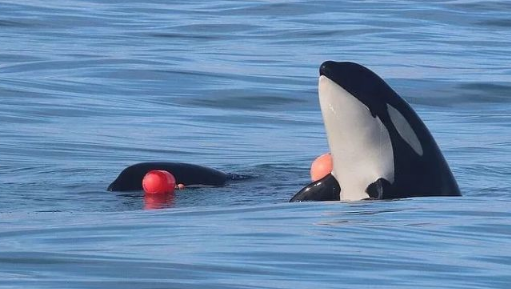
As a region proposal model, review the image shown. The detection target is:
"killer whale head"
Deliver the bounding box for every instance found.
[290,61,460,202]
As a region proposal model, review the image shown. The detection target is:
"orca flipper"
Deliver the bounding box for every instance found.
[365,178,392,199]
[290,174,340,202]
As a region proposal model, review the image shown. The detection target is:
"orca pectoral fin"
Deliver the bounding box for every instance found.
[365,178,392,199]
[290,174,341,202]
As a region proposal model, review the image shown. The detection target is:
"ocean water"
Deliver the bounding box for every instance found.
[1,0,511,288]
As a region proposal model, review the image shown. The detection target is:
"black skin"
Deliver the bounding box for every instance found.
[108,162,242,191]
[290,61,461,202]
[289,174,340,202]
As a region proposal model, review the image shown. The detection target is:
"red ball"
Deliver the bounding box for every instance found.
[310,153,333,182]
[142,170,176,195]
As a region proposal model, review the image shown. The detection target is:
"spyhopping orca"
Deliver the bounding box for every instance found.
[108,162,247,191]
[291,61,461,202]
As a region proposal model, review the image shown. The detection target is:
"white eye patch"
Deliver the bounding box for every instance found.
[387,104,423,156]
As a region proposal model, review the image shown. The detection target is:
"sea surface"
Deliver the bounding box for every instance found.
[1,0,511,288]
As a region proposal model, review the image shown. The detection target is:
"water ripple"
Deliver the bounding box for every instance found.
[1,0,511,288]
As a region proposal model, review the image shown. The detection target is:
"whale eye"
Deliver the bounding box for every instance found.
[387,104,423,156]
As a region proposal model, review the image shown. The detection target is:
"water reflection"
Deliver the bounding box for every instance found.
[144,193,175,210]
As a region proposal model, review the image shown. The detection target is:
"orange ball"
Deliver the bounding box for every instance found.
[310,153,333,182]
[142,170,176,194]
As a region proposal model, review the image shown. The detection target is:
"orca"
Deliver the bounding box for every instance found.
[291,61,461,201]
[108,162,247,191]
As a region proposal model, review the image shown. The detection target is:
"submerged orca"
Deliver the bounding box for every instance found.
[291,61,461,201]
[108,162,247,191]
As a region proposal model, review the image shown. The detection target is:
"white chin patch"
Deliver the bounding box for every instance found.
[318,75,394,201]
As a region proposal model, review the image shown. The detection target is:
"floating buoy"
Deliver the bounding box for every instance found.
[142,170,176,194]
[310,153,333,182]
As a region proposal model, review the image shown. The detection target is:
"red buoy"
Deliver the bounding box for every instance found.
[310,153,333,182]
[142,170,176,194]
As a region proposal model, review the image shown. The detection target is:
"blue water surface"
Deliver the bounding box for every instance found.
[1,1,511,288]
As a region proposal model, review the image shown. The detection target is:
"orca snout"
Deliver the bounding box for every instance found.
[319,61,336,77]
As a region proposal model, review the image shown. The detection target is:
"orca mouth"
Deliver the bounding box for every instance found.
[318,61,367,105]
[319,61,334,77]
[318,61,387,118]
[319,61,356,84]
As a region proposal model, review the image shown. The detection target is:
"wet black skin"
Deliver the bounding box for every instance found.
[289,174,340,202]
[290,61,461,202]
[108,162,234,191]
